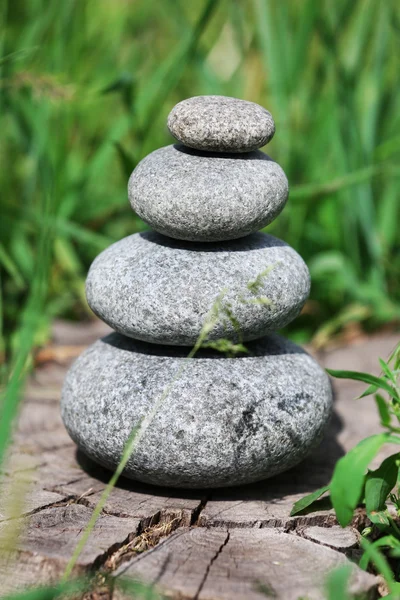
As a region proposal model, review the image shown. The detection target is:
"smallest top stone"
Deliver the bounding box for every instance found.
[167,95,275,153]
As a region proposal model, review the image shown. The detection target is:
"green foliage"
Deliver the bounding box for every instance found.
[290,485,330,517]
[0,189,54,471]
[292,341,400,589]
[1,0,400,363]
[201,338,248,357]
[330,433,391,527]
[365,454,399,523]
[359,537,400,597]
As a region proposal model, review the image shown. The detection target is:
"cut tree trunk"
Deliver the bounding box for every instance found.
[1,320,398,599]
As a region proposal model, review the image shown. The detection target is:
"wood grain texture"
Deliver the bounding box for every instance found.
[300,525,359,551]
[1,320,397,598]
[117,527,376,600]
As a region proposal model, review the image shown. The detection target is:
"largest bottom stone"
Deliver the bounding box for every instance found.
[61,333,332,488]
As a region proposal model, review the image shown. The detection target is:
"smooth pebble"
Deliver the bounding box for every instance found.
[167,95,275,153]
[129,144,288,242]
[86,231,310,346]
[61,332,333,488]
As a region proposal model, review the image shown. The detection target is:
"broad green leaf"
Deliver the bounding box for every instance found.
[325,564,352,600]
[365,453,400,516]
[330,433,390,526]
[326,368,400,401]
[374,393,392,428]
[290,485,330,516]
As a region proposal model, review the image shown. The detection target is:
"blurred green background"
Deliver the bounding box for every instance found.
[1,0,400,365]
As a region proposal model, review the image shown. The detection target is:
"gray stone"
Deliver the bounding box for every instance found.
[167,95,275,153]
[86,231,310,346]
[61,333,333,488]
[128,144,288,242]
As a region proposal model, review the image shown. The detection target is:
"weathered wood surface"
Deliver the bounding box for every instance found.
[0,320,398,599]
[117,528,375,600]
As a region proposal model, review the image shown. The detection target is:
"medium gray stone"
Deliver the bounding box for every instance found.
[61,333,333,488]
[128,144,288,242]
[86,231,310,346]
[167,95,275,153]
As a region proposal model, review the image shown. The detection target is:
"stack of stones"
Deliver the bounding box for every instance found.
[62,96,332,489]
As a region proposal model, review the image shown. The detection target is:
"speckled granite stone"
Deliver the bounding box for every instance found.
[128,145,288,242]
[167,96,275,153]
[86,231,310,346]
[61,332,333,488]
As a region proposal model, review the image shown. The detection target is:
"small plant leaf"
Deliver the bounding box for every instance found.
[330,433,390,527]
[358,384,378,398]
[374,393,392,427]
[290,484,330,516]
[365,453,399,517]
[201,339,248,356]
[387,435,400,445]
[368,510,390,527]
[326,368,400,401]
[379,358,397,385]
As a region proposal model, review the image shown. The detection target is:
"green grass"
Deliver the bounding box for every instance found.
[1,0,399,366]
[291,342,400,595]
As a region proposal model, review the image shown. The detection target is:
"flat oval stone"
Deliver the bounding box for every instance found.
[86,232,310,346]
[128,145,288,242]
[167,96,275,153]
[61,333,333,488]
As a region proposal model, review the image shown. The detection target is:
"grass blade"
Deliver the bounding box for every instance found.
[0,194,54,470]
[62,422,141,580]
[326,369,400,401]
[360,537,397,593]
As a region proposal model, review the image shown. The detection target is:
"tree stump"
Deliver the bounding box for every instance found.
[1,320,397,599]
